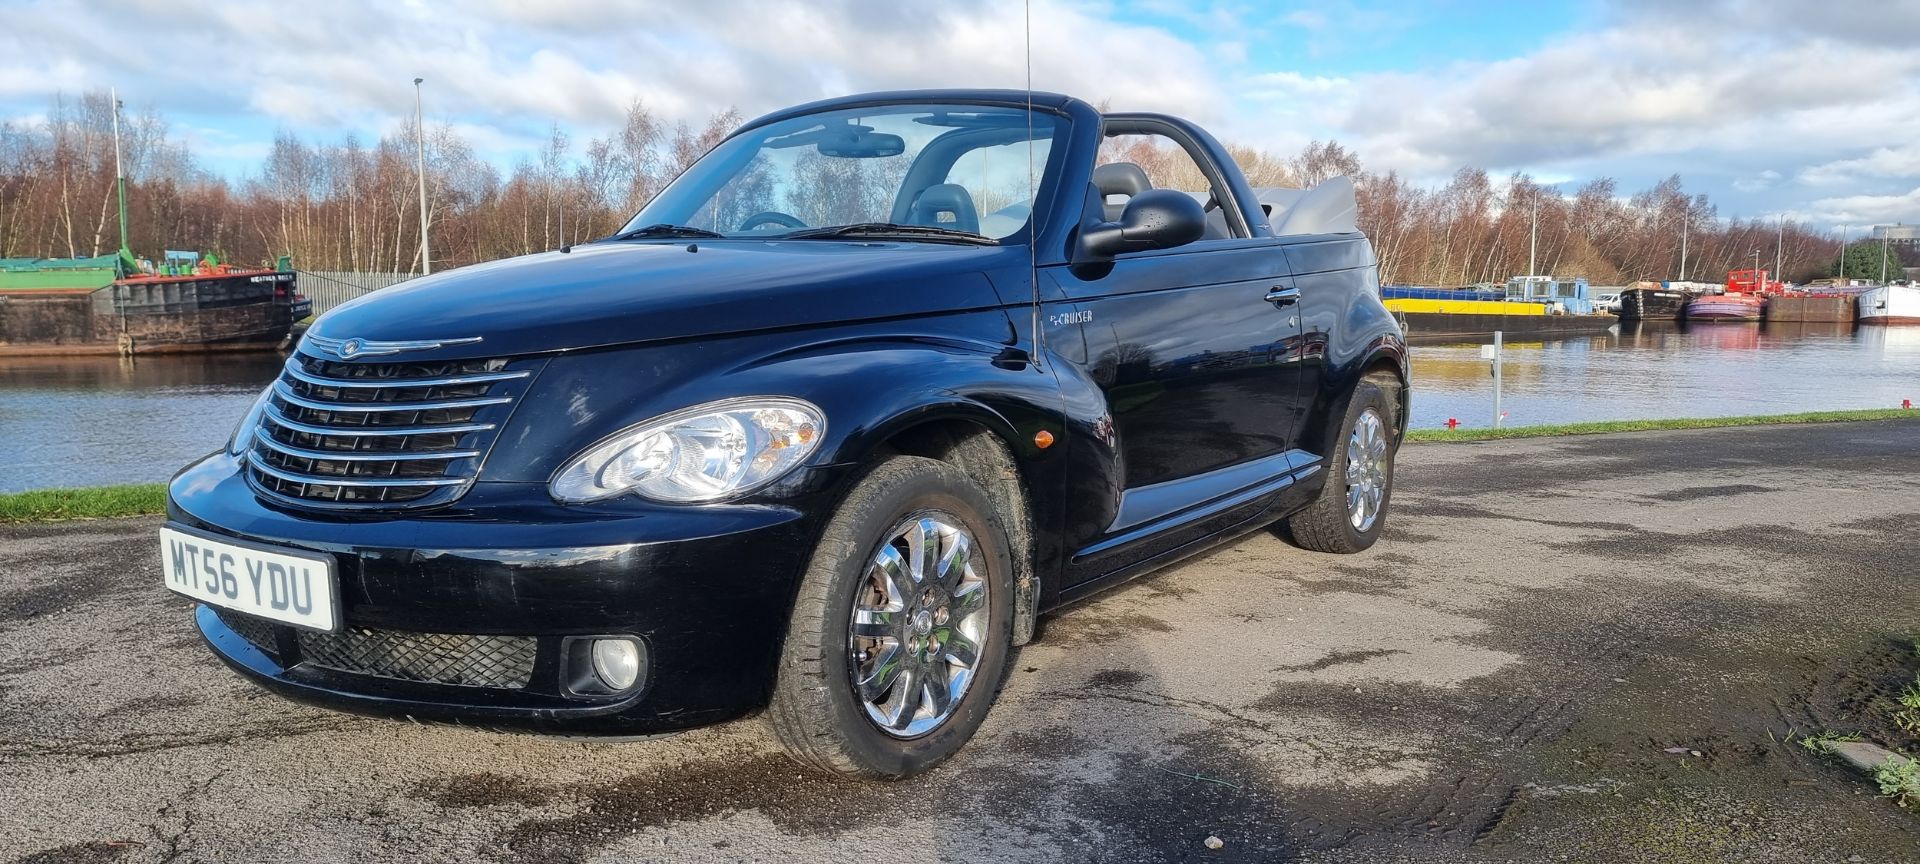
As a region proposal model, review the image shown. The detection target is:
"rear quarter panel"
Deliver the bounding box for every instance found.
[1282,235,1407,459]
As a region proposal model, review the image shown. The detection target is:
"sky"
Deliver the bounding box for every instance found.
[5,0,1920,230]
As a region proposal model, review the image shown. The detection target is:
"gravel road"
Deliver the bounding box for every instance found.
[5,419,1919,863]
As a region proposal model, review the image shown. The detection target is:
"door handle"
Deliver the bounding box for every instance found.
[1265,286,1300,307]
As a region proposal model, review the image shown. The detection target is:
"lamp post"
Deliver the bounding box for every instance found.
[413,77,432,275]
[110,88,129,259]
[1838,225,1848,280]
[1774,217,1783,286]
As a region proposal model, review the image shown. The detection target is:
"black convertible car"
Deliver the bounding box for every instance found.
[163,89,1407,777]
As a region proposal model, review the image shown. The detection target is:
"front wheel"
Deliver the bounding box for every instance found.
[768,456,1014,778]
[1284,377,1398,553]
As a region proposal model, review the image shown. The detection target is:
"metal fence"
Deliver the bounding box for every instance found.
[296,270,418,315]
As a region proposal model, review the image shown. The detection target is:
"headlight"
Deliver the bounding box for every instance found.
[550,397,824,504]
[227,385,275,458]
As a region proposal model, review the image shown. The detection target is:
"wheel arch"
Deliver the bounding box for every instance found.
[1357,341,1410,442]
[1298,336,1410,460]
[853,411,1044,647]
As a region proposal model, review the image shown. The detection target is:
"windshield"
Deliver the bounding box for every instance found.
[618,103,1063,242]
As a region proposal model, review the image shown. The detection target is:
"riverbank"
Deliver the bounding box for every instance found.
[5,410,1914,523]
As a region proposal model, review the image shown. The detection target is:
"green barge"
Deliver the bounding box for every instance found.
[0,253,308,356]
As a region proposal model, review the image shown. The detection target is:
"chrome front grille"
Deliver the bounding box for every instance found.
[243,351,535,510]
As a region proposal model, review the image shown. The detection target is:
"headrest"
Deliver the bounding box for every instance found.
[906,183,979,234]
[1093,162,1152,198]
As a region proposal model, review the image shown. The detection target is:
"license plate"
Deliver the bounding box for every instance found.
[160,525,339,632]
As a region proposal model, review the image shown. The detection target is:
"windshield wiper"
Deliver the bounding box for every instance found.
[781,223,995,245]
[606,223,726,241]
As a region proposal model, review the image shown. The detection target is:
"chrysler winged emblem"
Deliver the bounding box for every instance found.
[304,334,483,359]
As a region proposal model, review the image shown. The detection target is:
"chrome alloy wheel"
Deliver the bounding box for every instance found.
[848,512,989,739]
[1346,408,1389,532]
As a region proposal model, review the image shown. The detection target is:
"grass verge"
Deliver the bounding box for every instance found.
[0,484,168,523]
[1406,408,1916,443]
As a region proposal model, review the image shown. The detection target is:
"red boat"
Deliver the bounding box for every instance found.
[1685,268,1779,322]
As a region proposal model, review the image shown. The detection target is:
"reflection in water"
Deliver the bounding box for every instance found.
[1410,322,1920,429]
[1,353,285,492]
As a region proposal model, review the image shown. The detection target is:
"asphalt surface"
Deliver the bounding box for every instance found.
[4,420,1919,863]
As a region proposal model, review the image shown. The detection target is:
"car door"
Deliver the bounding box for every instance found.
[1050,126,1309,584]
[1064,245,1301,488]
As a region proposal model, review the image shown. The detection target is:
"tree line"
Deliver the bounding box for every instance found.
[0,90,1877,285]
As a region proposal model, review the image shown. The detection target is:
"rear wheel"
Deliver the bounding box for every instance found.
[768,456,1013,778]
[1285,377,1398,553]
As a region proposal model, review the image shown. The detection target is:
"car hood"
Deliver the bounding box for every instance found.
[307,241,1015,360]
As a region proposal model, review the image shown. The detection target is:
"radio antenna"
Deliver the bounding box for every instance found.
[1025,0,1043,369]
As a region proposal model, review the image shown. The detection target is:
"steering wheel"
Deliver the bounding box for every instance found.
[738,211,806,231]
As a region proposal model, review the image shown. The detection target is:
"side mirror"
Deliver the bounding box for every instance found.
[1077,188,1207,260]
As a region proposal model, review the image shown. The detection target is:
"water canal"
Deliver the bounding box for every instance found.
[2,322,1915,492]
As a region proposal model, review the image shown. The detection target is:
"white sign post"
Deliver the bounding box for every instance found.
[1483,331,1504,428]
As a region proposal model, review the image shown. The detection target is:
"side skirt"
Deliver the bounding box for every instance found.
[1078,450,1320,560]
[1050,468,1317,609]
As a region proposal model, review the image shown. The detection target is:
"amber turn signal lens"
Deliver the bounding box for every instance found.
[1033,429,1055,449]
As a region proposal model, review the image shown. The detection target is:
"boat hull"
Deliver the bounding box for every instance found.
[1394,311,1617,340]
[1618,288,1690,321]
[1857,285,1920,325]
[0,271,306,355]
[1685,295,1764,322]
[1765,294,1854,324]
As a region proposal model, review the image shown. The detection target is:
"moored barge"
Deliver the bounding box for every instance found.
[0,253,308,356]
[1858,283,1920,325]
[1765,293,1856,324]
[1618,282,1692,321]
[1382,281,1617,340]
[1684,268,1776,323]
[1684,294,1764,322]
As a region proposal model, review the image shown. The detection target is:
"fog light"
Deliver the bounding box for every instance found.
[590,638,642,691]
[561,635,647,696]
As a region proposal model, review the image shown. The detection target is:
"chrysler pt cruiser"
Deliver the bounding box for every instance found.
[163,90,1407,778]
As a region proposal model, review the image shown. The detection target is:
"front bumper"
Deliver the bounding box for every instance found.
[169,452,847,735]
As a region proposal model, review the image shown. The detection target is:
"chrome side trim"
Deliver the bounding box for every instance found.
[1075,465,1318,562]
[1107,449,1317,533]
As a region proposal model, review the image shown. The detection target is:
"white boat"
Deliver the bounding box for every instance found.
[1857,283,1920,325]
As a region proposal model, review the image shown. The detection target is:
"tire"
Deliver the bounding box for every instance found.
[1284,376,1398,554]
[768,455,1015,778]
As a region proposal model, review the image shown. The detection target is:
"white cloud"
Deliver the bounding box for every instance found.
[1799,145,1920,186]
[1282,10,1327,31]
[1795,186,1920,226]
[1198,0,1920,228]
[1,0,1226,160]
[1335,24,1920,175]
[1733,169,1782,192]
[3,0,1919,229]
